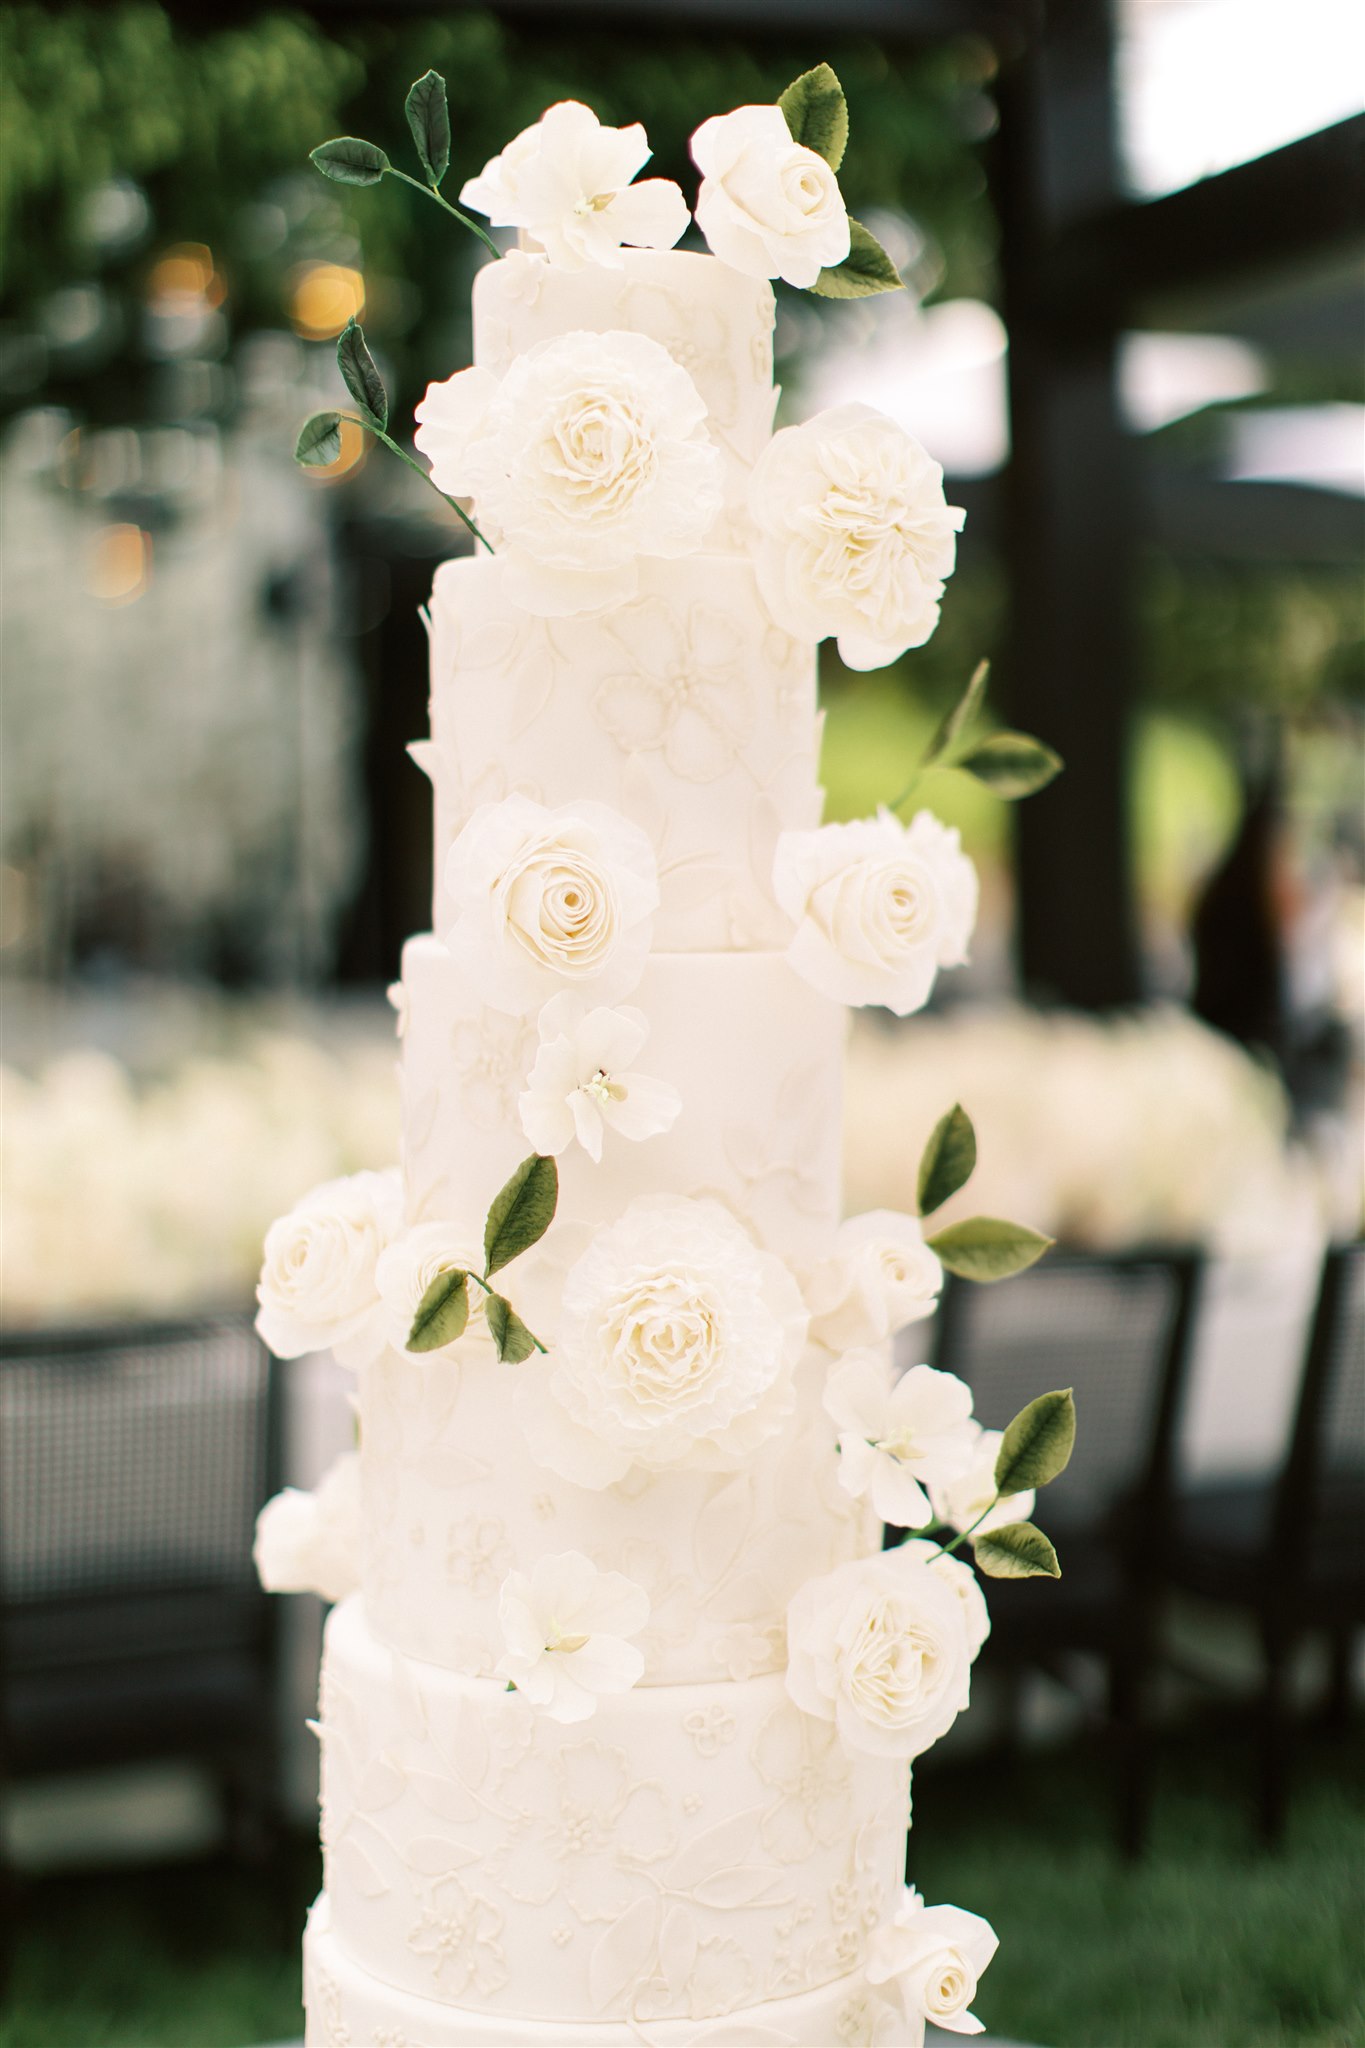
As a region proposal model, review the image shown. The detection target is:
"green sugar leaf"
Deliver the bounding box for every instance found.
[923,660,990,769]
[957,731,1064,799]
[926,1215,1053,1284]
[405,70,451,188]
[294,411,343,467]
[810,218,903,299]
[917,1103,978,1217]
[336,319,387,430]
[406,1268,469,1353]
[974,1520,1062,1579]
[484,1154,558,1277]
[995,1389,1077,1494]
[485,1293,540,1364]
[777,62,849,170]
[310,136,390,186]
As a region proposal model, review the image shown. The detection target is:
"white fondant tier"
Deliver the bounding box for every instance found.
[473,248,778,524]
[398,936,844,1267]
[358,1342,875,1683]
[305,1892,914,2046]
[419,552,821,951]
[318,1598,909,2030]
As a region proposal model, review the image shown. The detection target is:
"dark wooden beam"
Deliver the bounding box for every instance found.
[277,0,1041,40]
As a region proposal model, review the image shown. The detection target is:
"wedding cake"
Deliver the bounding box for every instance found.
[255,69,1069,2048]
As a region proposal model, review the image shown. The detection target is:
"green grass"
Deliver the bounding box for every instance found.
[3,1723,1361,2048]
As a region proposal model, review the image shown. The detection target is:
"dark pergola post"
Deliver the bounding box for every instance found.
[995,0,1144,1007]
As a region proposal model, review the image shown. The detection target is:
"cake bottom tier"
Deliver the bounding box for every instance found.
[304,1894,913,2046]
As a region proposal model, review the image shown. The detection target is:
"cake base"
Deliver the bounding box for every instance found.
[304,1893,913,2046]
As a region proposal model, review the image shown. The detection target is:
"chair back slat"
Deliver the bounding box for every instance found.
[1276,1241,1365,1559]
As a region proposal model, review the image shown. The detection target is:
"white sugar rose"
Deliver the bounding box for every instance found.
[444,795,659,1016]
[805,1209,944,1350]
[898,1539,991,1662]
[774,807,978,1016]
[824,1354,977,1530]
[255,1167,402,1367]
[518,994,680,1162]
[867,1885,999,2037]
[459,100,688,270]
[748,404,964,669]
[253,1451,360,1605]
[414,330,722,617]
[691,103,850,287]
[518,1195,808,1488]
[496,1549,650,1723]
[374,1221,483,1354]
[929,1423,1036,1540]
[785,1547,973,1760]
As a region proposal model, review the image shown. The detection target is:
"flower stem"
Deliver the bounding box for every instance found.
[941,1492,1003,1557]
[384,167,503,260]
[350,417,493,553]
[466,1270,548,1355]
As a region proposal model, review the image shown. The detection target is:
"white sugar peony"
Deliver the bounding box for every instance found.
[443,795,659,1016]
[785,1547,974,1760]
[824,1354,977,1530]
[774,808,978,1016]
[253,1452,361,1605]
[459,101,688,271]
[518,994,680,1162]
[691,103,850,287]
[867,1885,999,2037]
[414,331,722,617]
[519,1195,807,1488]
[255,1167,402,1366]
[929,1424,1036,1540]
[898,1539,991,1662]
[374,1220,483,1353]
[496,1549,650,1723]
[748,404,964,669]
[805,1209,944,1351]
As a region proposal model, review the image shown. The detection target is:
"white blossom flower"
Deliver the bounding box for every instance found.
[928,1424,1036,1540]
[518,1195,807,1489]
[785,1547,974,1760]
[824,1354,978,1529]
[518,994,680,1162]
[414,332,722,617]
[254,1167,402,1366]
[897,1539,991,1662]
[443,795,659,1016]
[253,1452,360,1605]
[459,101,688,270]
[374,1220,483,1353]
[805,1209,944,1350]
[748,404,964,669]
[496,1549,650,1722]
[690,103,850,287]
[774,808,978,1016]
[867,1885,998,2037]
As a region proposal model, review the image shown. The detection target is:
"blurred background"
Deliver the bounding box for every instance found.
[1,3,1361,2046]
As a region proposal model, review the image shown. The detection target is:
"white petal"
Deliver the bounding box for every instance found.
[602,178,689,252]
[601,1071,681,1143]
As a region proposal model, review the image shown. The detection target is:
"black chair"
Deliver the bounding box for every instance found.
[1164,1240,1365,1844]
[926,1248,1204,1857]
[0,1313,282,1922]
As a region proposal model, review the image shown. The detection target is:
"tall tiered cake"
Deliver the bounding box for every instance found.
[256,72,1065,2048]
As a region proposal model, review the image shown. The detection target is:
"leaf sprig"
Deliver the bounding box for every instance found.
[295,319,492,553]
[888,661,1064,816]
[777,64,903,300]
[941,1389,1076,1581]
[914,1102,1053,1282]
[405,1153,558,1364]
[310,70,501,260]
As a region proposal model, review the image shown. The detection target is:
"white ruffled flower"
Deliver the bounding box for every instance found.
[785,1547,974,1760]
[824,1354,977,1530]
[495,1549,650,1723]
[867,1885,999,2037]
[518,994,680,1162]
[414,331,722,617]
[374,1220,483,1353]
[519,1195,807,1489]
[459,100,688,271]
[805,1209,944,1350]
[748,403,964,669]
[254,1167,402,1366]
[253,1451,361,1605]
[929,1424,1036,1540]
[443,795,659,1016]
[898,1539,991,1662]
[690,103,850,287]
[774,808,978,1016]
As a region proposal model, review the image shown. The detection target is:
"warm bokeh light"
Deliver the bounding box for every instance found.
[298,414,368,483]
[146,242,225,306]
[289,263,365,340]
[88,523,152,604]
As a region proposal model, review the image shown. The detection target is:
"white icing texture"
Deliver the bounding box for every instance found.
[318,1597,909,2028]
